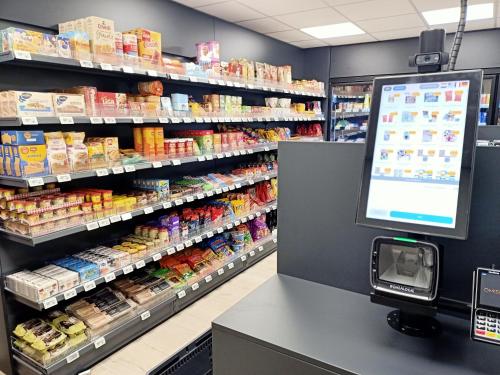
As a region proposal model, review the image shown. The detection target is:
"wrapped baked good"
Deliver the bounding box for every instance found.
[138,80,163,96]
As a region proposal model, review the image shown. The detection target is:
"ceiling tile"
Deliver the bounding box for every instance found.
[411,0,493,12]
[335,0,415,21]
[237,17,292,33]
[197,1,265,22]
[172,0,226,7]
[323,0,362,5]
[275,7,347,28]
[324,33,377,45]
[290,39,329,48]
[357,13,425,32]
[372,26,427,40]
[237,0,328,16]
[266,29,314,42]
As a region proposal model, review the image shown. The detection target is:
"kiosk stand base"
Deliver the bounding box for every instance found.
[387,310,441,337]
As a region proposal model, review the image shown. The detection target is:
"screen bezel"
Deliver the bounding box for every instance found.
[356,70,483,240]
[476,268,500,311]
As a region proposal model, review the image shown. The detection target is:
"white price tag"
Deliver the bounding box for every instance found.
[170,73,179,80]
[222,187,229,192]
[184,240,193,247]
[13,50,32,60]
[233,150,240,156]
[175,199,183,206]
[272,204,277,210]
[194,236,202,243]
[132,117,143,124]
[104,117,116,124]
[28,177,44,187]
[189,76,198,82]
[64,288,77,300]
[205,275,212,283]
[163,202,172,209]
[90,117,103,124]
[234,220,241,226]
[256,212,261,217]
[100,63,113,71]
[121,212,132,221]
[59,116,74,124]
[264,146,270,152]
[177,290,186,299]
[273,117,279,122]
[216,153,224,159]
[86,222,99,231]
[265,208,271,213]
[94,337,106,349]
[250,250,256,257]
[196,193,205,199]
[241,218,247,223]
[152,161,162,168]
[141,311,151,320]
[167,247,175,255]
[171,117,181,123]
[226,223,233,229]
[152,253,162,262]
[56,174,71,183]
[176,243,185,252]
[229,185,235,190]
[223,118,231,123]
[98,218,110,227]
[265,175,270,180]
[228,262,234,269]
[208,79,217,85]
[66,351,80,364]
[273,238,278,243]
[186,195,194,202]
[135,260,146,269]
[158,117,169,123]
[206,155,214,160]
[147,69,158,77]
[122,66,134,74]
[96,168,109,177]
[248,215,255,220]
[83,281,96,292]
[248,179,254,185]
[258,246,264,252]
[217,79,225,85]
[122,265,133,275]
[195,117,203,123]
[241,255,247,262]
[207,231,214,238]
[182,117,192,123]
[43,297,58,309]
[218,268,224,276]
[21,116,38,125]
[247,84,254,89]
[270,87,277,92]
[215,188,222,194]
[172,159,181,166]
[144,206,154,214]
[224,152,232,157]
[226,81,234,87]
[79,59,93,68]
[235,183,242,189]
[197,156,206,162]
[206,191,214,197]
[192,283,199,291]
[217,227,224,234]
[104,272,116,283]
[247,149,254,154]
[112,166,124,174]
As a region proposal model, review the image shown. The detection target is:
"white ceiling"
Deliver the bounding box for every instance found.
[173,0,500,48]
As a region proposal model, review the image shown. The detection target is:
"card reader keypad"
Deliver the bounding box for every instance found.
[474,310,500,341]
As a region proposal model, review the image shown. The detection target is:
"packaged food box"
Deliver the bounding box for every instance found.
[1,130,45,145]
[196,41,220,66]
[84,16,115,56]
[10,144,49,177]
[114,31,123,56]
[95,91,117,115]
[171,93,189,112]
[141,128,155,157]
[64,86,97,116]
[60,31,91,60]
[89,137,119,163]
[86,141,107,169]
[2,91,55,117]
[0,28,43,53]
[52,93,86,116]
[44,132,70,174]
[122,33,138,57]
[56,34,72,58]
[41,34,58,57]
[127,28,161,63]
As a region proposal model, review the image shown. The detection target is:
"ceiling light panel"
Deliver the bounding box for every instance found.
[302,22,365,39]
[422,3,494,25]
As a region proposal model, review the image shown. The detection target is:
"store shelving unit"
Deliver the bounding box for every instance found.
[0,46,326,375]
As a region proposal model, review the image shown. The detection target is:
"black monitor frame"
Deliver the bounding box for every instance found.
[356,70,483,240]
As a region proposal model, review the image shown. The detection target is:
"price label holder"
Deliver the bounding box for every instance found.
[235,183,242,189]
[163,202,172,209]
[229,185,235,191]
[21,116,38,125]
[224,152,232,158]
[192,283,199,291]
[206,154,214,160]
[216,153,224,159]
[215,188,222,194]
[172,159,181,166]
[241,255,247,262]
[176,244,185,252]
[217,227,224,234]
[94,337,106,349]
[258,246,264,252]
[226,81,234,87]
[265,208,271,213]
[79,60,93,68]
[206,231,214,238]
[167,247,176,255]
[175,199,183,206]
[248,215,255,220]
[241,218,247,223]
[63,288,77,300]
[104,117,116,124]
[152,253,162,262]
[228,262,234,269]
[147,70,158,77]
[197,156,206,162]
[186,195,194,202]
[170,73,179,80]
[59,116,74,124]
[152,161,162,168]
[217,79,225,85]
[247,149,254,154]
[171,117,181,123]
[28,177,44,187]
[122,265,134,275]
[273,238,278,243]
[247,83,255,89]
[233,150,240,156]
[141,311,151,321]
[256,212,261,217]
[195,236,203,243]
[104,272,116,283]
[189,76,198,82]
[122,66,134,74]
[184,240,193,247]
[208,79,217,85]
[248,179,255,185]
[195,117,203,123]
[158,117,169,123]
[177,290,186,299]
[264,146,270,152]
[144,206,154,214]
[132,117,143,124]
[100,63,113,71]
[196,193,205,199]
[135,260,146,269]
[90,117,103,124]
[222,187,229,192]
[250,250,256,257]
[265,175,270,180]
[86,222,99,231]
[218,268,225,276]
[98,218,110,227]
[66,351,80,364]
[182,117,192,123]
[56,174,71,183]
[206,191,214,197]
[83,280,96,292]
[112,166,124,174]
[96,168,109,177]
[121,212,132,221]
[43,297,58,309]
[226,223,233,230]
[234,220,241,226]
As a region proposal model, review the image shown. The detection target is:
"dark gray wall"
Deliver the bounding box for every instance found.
[0,0,305,76]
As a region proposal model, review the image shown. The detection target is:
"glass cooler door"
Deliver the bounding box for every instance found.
[479,75,496,125]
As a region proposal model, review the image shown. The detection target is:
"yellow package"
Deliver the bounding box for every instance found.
[86,141,107,169]
[11,145,49,177]
[127,28,162,63]
[84,16,115,56]
[1,28,43,53]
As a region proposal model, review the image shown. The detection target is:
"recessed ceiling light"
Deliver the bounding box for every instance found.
[301,22,365,39]
[422,3,493,25]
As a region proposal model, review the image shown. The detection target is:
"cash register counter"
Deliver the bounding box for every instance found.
[212,274,499,375]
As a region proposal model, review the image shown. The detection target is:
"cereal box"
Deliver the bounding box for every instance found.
[85,16,115,56]
[127,28,161,62]
[1,130,45,145]
[5,91,55,117]
[11,144,49,177]
[52,93,86,116]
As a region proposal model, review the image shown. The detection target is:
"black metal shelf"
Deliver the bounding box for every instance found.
[12,234,277,375]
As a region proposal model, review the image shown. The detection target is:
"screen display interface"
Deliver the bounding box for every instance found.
[479,271,500,310]
[366,80,470,228]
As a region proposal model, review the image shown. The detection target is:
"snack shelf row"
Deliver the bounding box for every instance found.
[0,172,277,247]
[11,232,277,375]
[0,114,325,127]
[0,51,326,98]
[0,142,278,189]
[334,111,370,119]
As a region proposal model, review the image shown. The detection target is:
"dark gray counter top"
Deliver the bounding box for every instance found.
[213,274,500,375]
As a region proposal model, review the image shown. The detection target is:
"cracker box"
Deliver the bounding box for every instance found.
[52,93,86,116]
[11,144,49,177]
[64,86,97,116]
[85,16,115,56]
[1,130,45,145]
[122,33,138,57]
[115,32,123,56]
[127,28,161,62]
[96,91,117,115]
[5,91,55,117]
[0,28,43,53]
[0,145,4,175]
[44,132,70,174]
